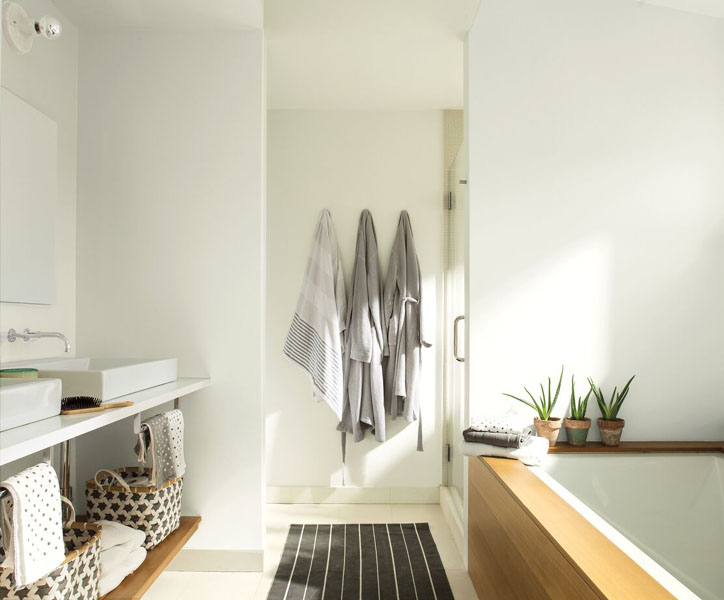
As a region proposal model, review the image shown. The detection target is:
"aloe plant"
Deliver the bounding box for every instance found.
[503,365,564,421]
[569,376,592,420]
[588,375,635,420]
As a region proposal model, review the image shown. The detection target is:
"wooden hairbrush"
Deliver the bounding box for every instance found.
[61,396,134,415]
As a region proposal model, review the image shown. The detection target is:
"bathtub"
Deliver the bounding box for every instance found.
[531,453,724,600]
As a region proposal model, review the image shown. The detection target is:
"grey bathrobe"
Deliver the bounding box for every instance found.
[383,211,431,451]
[338,210,386,448]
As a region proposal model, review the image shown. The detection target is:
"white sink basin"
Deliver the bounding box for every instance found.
[0,378,62,431]
[33,357,178,401]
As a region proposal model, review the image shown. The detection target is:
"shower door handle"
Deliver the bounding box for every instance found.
[454,315,465,363]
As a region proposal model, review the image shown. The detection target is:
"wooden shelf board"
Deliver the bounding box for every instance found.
[549,440,724,454]
[101,516,201,600]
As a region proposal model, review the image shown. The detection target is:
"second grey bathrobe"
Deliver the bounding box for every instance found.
[383,211,431,451]
[338,210,386,446]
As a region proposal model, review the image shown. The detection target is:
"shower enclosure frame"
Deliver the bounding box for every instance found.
[441,117,469,559]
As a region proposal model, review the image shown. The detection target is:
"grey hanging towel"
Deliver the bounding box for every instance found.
[284,210,347,421]
[135,409,186,488]
[337,210,386,449]
[383,211,431,451]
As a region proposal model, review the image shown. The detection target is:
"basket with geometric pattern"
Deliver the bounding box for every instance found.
[85,467,182,551]
[0,500,101,600]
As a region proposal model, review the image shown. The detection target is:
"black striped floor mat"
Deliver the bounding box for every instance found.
[268,523,455,600]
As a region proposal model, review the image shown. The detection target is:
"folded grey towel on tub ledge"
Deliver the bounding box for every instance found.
[462,427,530,448]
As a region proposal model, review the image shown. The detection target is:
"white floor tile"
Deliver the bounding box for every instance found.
[434,535,466,571]
[447,569,480,600]
[143,571,263,600]
[335,503,393,522]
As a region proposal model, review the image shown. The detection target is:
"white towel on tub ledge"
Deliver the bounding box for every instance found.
[460,436,549,466]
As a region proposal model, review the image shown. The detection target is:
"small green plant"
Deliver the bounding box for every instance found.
[569,376,592,420]
[588,375,636,420]
[503,365,564,421]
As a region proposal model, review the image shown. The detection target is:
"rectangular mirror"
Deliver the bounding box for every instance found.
[0,88,57,305]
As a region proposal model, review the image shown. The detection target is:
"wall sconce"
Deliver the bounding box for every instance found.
[2,1,62,55]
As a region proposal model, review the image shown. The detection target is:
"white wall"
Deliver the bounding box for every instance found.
[0,0,78,361]
[266,110,444,488]
[74,30,265,560]
[467,0,724,440]
[265,1,474,110]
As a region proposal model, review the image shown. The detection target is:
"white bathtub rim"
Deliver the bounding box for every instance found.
[528,465,702,600]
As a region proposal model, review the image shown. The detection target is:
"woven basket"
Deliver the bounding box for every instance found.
[0,499,101,600]
[85,468,182,551]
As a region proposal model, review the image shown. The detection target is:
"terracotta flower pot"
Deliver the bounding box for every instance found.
[563,417,591,447]
[534,417,562,447]
[598,418,625,446]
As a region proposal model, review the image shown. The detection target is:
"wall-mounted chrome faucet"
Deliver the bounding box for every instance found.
[3,328,71,353]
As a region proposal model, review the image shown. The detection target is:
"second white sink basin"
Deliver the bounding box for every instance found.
[36,357,178,401]
[0,378,62,431]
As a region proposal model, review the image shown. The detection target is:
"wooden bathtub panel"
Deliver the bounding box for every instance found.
[469,456,601,599]
[468,478,550,597]
[468,456,676,600]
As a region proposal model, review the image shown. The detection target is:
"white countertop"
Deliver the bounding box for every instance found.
[0,377,211,465]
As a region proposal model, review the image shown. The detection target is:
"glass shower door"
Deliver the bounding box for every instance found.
[443,142,467,509]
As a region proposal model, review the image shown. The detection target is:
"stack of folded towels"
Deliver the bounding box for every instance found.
[96,520,147,596]
[461,414,549,465]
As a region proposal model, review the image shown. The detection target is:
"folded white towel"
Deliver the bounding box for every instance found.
[469,414,532,435]
[98,546,147,596]
[96,520,146,552]
[0,463,65,588]
[123,475,150,487]
[460,436,549,466]
[100,539,144,575]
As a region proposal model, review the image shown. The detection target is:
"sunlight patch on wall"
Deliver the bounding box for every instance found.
[470,236,614,421]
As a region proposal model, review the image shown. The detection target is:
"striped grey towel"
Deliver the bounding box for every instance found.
[284,210,347,421]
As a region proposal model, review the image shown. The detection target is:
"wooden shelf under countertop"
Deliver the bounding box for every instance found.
[100,516,201,600]
[549,440,724,453]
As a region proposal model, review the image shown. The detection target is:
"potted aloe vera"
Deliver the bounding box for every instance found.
[588,375,636,446]
[563,376,592,447]
[503,366,564,446]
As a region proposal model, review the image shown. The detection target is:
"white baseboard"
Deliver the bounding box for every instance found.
[440,486,465,559]
[168,549,263,572]
[266,486,440,504]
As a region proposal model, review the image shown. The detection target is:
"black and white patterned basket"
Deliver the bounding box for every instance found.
[85,468,182,551]
[0,500,101,600]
